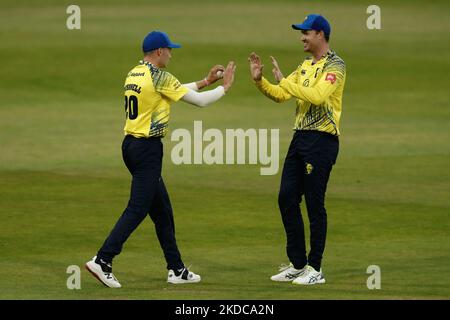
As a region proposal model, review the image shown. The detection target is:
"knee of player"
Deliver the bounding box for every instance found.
[127,202,152,215]
[305,199,327,216]
[278,190,300,210]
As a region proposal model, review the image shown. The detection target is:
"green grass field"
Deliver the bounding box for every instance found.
[1,0,449,299]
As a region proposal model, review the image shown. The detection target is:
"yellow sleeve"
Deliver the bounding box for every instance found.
[254,76,292,103]
[279,60,346,105]
[153,71,188,102]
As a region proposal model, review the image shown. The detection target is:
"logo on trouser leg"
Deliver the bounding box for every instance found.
[305,163,314,175]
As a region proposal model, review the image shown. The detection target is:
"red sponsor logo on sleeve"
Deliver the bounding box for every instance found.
[325,73,336,84]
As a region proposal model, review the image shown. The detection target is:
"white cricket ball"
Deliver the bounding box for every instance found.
[216,70,224,78]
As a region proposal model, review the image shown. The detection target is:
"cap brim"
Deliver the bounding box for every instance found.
[167,43,181,48]
[292,23,311,30]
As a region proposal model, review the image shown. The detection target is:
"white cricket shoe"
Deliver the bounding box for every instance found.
[292,265,326,285]
[85,256,121,288]
[167,267,201,284]
[270,263,307,282]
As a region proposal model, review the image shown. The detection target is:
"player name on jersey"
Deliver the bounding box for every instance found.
[124,83,142,94]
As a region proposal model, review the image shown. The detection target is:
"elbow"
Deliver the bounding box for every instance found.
[312,98,325,105]
[267,95,286,103]
[195,101,208,108]
[307,96,325,105]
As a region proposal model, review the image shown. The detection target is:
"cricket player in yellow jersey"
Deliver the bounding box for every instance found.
[249,14,346,285]
[86,31,236,287]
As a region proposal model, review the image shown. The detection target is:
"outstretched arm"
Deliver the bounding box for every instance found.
[181,61,236,107]
[279,61,346,105]
[181,86,225,107]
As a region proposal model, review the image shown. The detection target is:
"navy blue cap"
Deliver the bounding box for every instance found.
[292,14,331,37]
[142,31,181,52]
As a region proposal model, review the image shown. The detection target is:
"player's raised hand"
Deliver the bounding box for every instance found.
[270,56,284,83]
[205,64,225,85]
[248,52,264,81]
[222,61,236,92]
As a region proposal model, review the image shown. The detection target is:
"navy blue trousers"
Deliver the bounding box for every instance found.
[278,130,339,271]
[97,135,184,271]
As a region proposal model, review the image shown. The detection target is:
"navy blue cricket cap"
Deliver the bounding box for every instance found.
[142,31,181,52]
[292,14,331,37]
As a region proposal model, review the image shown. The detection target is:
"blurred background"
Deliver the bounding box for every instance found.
[0,0,449,299]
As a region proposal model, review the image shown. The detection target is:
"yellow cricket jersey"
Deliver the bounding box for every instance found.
[123,60,188,138]
[255,50,346,136]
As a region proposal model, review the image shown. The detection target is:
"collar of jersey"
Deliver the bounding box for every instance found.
[139,60,161,76]
[139,60,158,68]
[309,49,335,65]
